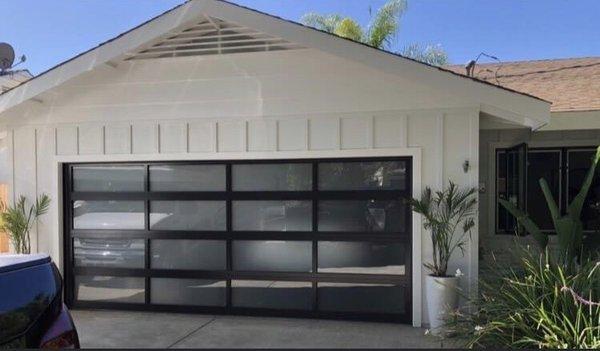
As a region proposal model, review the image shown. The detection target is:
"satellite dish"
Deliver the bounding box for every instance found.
[0,43,16,71]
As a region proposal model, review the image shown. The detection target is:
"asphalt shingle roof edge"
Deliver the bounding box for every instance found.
[446,57,600,112]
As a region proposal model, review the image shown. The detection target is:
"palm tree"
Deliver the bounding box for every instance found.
[301,0,448,66]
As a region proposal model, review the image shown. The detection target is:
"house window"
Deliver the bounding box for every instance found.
[496,146,600,234]
[567,149,600,230]
[496,143,529,234]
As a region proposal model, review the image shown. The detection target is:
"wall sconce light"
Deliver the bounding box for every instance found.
[463,160,470,173]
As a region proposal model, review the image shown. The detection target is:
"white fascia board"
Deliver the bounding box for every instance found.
[0,1,209,114]
[541,110,600,131]
[203,0,551,127]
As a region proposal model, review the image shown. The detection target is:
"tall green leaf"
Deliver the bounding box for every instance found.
[539,178,560,220]
[498,198,547,248]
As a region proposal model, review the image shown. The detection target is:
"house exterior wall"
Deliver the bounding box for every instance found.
[0,49,480,327]
[479,127,600,269]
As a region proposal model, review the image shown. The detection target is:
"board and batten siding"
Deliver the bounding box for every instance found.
[0,49,485,327]
[1,107,479,326]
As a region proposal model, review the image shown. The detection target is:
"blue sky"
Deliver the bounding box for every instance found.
[1,0,599,75]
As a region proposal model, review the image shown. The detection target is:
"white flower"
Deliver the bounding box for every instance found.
[424,329,430,335]
[455,268,464,277]
[545,263,550,270]
[474,325,483,334]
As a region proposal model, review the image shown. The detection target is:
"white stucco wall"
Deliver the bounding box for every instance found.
[0,49,481,327]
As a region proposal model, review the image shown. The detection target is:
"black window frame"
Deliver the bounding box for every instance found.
[63,157,412,323]
[496,143,528,234]
[495,145,599,235]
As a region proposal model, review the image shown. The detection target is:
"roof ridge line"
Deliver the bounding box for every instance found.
[485,61,600,79]
[457,56,600,67]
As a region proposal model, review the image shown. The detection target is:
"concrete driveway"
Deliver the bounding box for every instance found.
[72,310,444,349]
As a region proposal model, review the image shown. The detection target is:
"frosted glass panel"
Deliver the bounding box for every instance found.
[151,278,226,306]
[75,276,145,303]
[318,242,406,275]
[150,201,226,231]
[149,165,225,191]
[73,201,145,230]
[319,161,408,190]
[74,238,144,268]
[233,201,311,231]
[73,165,145,192]
[318,283,405,314]
[233,163,312,191]
[232,280,312,310]
[151,240,226,270]
[318,200,406,232]
[233,241,312,272]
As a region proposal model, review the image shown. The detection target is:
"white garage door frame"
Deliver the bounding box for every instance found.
[53,147,423,326]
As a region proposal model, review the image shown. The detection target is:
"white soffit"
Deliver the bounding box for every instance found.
[126,15,304,60]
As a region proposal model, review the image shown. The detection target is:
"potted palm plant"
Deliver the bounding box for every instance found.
[0,194,50,254]
[409,182,477,332]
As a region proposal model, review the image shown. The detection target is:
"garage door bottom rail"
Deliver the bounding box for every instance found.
[70,301,411,324]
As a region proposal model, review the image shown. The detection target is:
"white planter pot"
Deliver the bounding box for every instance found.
[425,275,459,332]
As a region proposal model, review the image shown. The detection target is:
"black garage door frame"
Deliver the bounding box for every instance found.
[63,157,412,323]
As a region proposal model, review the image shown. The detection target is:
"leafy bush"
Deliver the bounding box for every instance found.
[457,145,600,348]
[409,182,477,277]
[0,194,50,254]
[445,249,600,349]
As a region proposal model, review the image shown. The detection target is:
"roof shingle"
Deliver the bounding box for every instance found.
[446,57,600,112]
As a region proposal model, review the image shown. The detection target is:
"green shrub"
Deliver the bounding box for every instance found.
[445,249,600,348]
[408,181,477,277]
[0,194,50,254]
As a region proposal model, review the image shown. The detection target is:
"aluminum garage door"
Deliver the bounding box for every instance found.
[64,157,412,323]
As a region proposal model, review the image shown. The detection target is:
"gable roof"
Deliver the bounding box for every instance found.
[446,57,600,113]
[0,0,550,127]
[214,1,548,104]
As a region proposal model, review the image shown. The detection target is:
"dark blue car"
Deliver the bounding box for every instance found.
[0,254,80,348]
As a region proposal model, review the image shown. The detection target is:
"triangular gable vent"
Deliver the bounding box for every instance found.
[126,15,304,60]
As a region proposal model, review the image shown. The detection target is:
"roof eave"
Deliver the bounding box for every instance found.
[0,0,204,114]
[0,0,551,126]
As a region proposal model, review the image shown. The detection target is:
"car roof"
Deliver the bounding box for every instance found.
[0,254,51,274]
